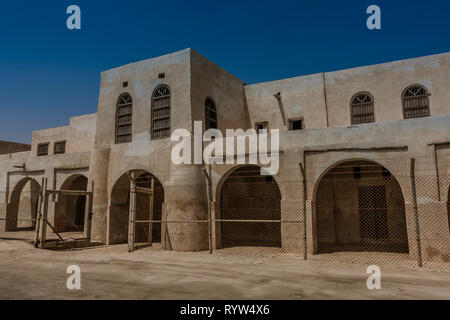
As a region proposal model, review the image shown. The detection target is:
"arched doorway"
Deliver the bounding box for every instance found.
[6,178,40,231]
[219,165,281,248]
[109,170,164,245]
[314,160,409,254]
[55,175,88,232]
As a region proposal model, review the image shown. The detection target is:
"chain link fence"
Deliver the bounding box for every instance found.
[1,156,449,271]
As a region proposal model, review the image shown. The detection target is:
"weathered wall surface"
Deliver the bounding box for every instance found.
[190,49,250,132]
[245,52,450,131]
[31,113,96,156]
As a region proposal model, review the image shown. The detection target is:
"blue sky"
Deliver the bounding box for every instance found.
[1,0,449,143]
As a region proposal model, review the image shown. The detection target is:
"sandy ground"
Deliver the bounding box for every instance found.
[0,239,449,300]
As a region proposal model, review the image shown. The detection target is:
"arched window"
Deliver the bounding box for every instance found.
[350,92,374,125]
[151,85,171,140]
[205,97,217,130]
[402,85,430,119]
[115,93,133,144]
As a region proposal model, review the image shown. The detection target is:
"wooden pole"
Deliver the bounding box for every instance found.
[410,159,423,267]
[148,178,154,244]
[433,144,441,202]
[128,174,136,253]
[39,178,49,249]
[34,178,45,248]
[85,181,94,239]
[299,162,307,260]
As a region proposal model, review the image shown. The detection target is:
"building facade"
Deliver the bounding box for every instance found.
[1,49,449,263]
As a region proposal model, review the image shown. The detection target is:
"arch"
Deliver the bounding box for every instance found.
[6,178,41,231]
[205,97,217,130]
[151,85,171,140]
[313,159,409,254]
[54,174,88,232]
[109,169,165,245]
[350,92,375,125]
[217,165,281,248]
[402,84,430,119]
[115,93,133,144]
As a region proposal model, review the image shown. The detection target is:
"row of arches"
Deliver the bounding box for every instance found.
[115,86,218,144]
[106,160,450,254]
[6,161,449,254]
[6,175,88,233]
[351,84,431,125]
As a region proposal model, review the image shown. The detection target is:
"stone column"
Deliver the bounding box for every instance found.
[89,147,110,243]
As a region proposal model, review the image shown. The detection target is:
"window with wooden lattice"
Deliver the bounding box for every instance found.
[115,93,133,144]
[151,85,171,140]
[205,98,217,130]
[37,143,49,156]
[402,85,430,119]
[351,93,375,125]
[54,141,66,154]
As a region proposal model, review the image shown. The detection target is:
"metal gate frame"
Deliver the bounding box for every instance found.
[127,172,155,252]
[34,177,93,248]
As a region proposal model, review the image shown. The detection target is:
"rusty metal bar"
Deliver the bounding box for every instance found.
[47,189,92,196]
[135,186,153,195]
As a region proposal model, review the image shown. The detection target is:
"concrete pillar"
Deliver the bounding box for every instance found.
[163,185,209,251]
[90,147,110,243]
[280,199,303,253]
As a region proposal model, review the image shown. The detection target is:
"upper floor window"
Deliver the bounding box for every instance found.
[402,85,430,119]
[288,118,303,131]
[37,143,49,156]
[205,98,217,130]
[350,93,374,125]
[255,121,269,133]
[115,93,133,144]
[54,141,66,154]
[151,85,171,140]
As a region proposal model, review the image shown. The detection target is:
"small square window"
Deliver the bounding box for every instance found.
[37,143,49,156]
[123,81,128,88]
[158,73,165,79]
[255,121,269,133]
[288,119,303,131]
[54,141,66,155]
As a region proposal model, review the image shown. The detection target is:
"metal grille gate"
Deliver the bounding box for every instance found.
[128,172,155,252]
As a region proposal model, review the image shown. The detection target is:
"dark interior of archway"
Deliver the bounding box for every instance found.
[315,160,409,254]
[109,171,164,245]
[61,175,88,232]
[220,165,281,248]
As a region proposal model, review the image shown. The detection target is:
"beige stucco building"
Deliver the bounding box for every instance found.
[1,49,449,263]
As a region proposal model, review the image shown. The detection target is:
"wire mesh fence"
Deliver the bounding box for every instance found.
[0,155,449,271]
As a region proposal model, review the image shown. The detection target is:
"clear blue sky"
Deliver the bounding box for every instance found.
[1,0,449,143]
